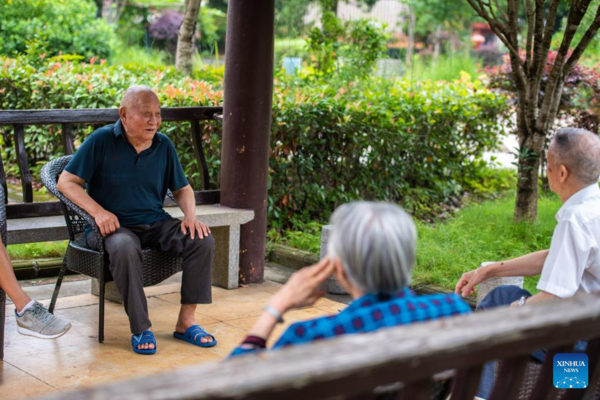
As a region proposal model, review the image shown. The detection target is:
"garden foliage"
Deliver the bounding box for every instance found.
[486,51,600,134]
[0,0,115,61]
[0,54,507,228]
[305,11,389,81]
[0,54,223,186]
[270,73,507,226]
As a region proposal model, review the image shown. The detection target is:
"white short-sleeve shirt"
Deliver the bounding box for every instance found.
[537,184,600,297]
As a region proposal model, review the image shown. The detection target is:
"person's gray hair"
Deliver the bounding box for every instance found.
[327,201,417,294]
[120,85,159,110]
[550,128,600,185]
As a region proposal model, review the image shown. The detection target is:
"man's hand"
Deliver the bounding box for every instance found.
[180,216,210,239]
[455,265,489,298]
[94,209,120,237]
[270,257,335,313]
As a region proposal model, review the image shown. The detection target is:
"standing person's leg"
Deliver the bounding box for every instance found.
[0,242,71,338]
[476,285,533,399]
[87,228,154,351]
[142,218,215,345]
[0,242,31,312]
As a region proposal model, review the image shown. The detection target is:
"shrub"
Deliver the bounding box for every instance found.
[305,12,389,81]
[268,74,508,227]
[0,0,115,60]
[0,55,507,229]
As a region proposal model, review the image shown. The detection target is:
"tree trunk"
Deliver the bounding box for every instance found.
[94,0,103,18]
[176,0,202,75]
[514,131,545,222]
[329,0,339,15]
[405,6,415,68]
[464,0,600,223]
[433,26,442,60]
[101,0,124,25]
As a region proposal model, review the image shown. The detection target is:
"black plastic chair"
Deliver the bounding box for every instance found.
[41,155,183,342]
[0,185,7,359]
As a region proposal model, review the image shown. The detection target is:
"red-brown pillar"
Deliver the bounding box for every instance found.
[221,0,275,284]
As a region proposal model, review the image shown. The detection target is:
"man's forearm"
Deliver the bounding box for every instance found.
[57,181,105,218]
[484,250,549,278]
[173,185,196,217]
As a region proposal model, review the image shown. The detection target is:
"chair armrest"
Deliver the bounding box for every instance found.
[60,197,104,252]
[40,156,104,252]
[166,189,175,202]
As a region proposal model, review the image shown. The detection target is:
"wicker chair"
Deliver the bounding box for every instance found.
[0,185,6,360]
[41,155,183,343]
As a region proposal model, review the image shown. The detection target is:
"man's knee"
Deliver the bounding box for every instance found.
[106,233,142,259]
[186,233,215,258]
[477,285,531,311]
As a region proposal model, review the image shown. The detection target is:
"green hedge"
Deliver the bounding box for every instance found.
[0,0,115,61]
[0,56,508,227]
[269,75,508,225]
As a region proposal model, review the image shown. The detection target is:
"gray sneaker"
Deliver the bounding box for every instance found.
[15,302,72,339]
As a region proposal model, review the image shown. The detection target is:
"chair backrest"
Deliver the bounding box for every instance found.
[40,155,89,239]
[0,185,6,246]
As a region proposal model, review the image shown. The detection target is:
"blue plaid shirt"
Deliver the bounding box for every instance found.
[229,288,471,357]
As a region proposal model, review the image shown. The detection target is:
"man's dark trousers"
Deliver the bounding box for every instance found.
[87,218,215,334]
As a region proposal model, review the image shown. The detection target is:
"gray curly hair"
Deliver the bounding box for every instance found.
[327,201,417,294]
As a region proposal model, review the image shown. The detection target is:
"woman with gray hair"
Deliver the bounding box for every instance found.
[229,201,471,357]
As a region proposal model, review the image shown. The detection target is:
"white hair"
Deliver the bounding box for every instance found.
[328,201,417,294]
[120,85,159,110]
[550,128,600,185]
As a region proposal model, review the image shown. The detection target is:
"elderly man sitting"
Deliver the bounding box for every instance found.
[57,85,215,355]
[455,127,600,399]
[229,201,471,357]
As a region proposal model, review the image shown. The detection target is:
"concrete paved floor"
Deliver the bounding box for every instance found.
[0,264,347,399]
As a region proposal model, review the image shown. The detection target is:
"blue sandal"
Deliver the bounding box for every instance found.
[132,331,157,355]
[173,325,217,348]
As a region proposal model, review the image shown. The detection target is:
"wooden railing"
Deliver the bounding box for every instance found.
[40,293,600,400]
[0,107,223,218]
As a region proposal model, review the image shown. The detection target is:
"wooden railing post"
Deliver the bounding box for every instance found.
[191,119,210,190]
[0,151,7,205]
[61,123,75,155]
[13,124,33,203]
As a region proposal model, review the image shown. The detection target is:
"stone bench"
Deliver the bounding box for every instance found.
[8,204,254,291]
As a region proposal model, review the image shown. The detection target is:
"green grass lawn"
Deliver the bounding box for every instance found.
[414,193,561,294]
[273,192,563,294]
[7,241,67,261]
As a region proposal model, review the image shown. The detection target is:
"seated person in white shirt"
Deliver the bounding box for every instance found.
[454,127,600,399]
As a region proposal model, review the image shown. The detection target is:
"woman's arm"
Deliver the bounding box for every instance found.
[228,257,334,357]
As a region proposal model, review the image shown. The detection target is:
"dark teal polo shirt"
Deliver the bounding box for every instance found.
[65,119,189,228]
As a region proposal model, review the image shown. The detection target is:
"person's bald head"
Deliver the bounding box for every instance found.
[549,128,600,186]
[119,85,162,145]
[120,85,160,111]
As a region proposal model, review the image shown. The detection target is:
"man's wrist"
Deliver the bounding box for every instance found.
[89,206,104,219]
[480,262,500,279]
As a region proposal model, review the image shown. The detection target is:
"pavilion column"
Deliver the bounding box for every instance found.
[221,0,275,284]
